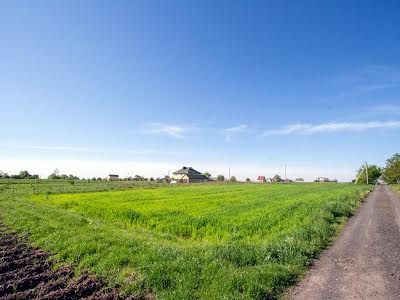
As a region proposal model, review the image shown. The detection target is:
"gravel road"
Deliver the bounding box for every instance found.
[289,185,400,300]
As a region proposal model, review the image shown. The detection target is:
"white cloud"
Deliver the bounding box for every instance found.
[223,124,247,142]
[263,120,400,136]
[144,123,188,138]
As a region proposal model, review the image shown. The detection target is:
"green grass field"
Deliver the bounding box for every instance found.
[0,180,369,299]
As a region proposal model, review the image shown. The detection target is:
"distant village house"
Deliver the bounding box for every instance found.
[106,174,119,181]
[257,176,266,183]
[171,167,208,183]
[315,177,337,183]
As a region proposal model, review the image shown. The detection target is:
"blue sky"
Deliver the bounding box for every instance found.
[1,1,400,181]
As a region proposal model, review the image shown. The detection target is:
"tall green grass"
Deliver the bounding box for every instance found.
[0,181,369,299]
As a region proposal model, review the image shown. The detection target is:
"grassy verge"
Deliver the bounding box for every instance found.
[0,181,369,299]
[390,184,400,195]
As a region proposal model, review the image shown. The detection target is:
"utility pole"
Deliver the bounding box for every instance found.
[284,164,287,181]
[365,162,369,185]
[228,168,231,182]
[355,162,366,184]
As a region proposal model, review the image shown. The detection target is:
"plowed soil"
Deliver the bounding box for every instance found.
[0,223,146,300]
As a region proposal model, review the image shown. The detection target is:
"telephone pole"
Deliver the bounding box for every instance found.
[284,164,287,181]
[365,162,369,185]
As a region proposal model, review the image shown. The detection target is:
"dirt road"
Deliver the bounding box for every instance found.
[289,185,400,300]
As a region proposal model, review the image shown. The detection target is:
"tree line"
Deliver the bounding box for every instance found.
[0,170,39,179]
[2,154,399,184]
[355,153,400,184]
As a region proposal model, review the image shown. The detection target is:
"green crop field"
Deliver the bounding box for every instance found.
[0,180,369,299]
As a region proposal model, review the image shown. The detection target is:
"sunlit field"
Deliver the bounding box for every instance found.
[0,181,369,299]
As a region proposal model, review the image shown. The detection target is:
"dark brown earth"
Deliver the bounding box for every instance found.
[289,185,400,300]
[0,223,149,300]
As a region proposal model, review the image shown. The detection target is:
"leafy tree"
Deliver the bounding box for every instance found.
[355,164,382,184]
[149,177,155,181]
[203,172,211,179]
[295,178,304,182]
[134,175,144,181]
[229,176,237,182]
[246,178,251,182]
[217,175,225,181]
[273,174,282,182]
[19,170,31,179]
[48,173,59,180]
[0,172,9,178]
[9,170,32,179]
[382,153,400,184]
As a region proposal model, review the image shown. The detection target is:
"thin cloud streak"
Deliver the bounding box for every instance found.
[263,120,400,136]
[223,124,247,142]
[336,65,400,96]
[144,123,188,138]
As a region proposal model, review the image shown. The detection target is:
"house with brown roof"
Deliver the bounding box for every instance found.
[171,167,208,183]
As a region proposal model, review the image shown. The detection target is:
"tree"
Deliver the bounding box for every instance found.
[217,175,225,181]
[19,170,31,179]
[10,170,32,179]
[382,153,400,184]
[295,178,304,182]
[134,175,145,181]
[355,164,382,184]
[48,173,59,180]
[246,178,251,182]
[149,177,155,182]
[0,172,9,178]
[230,176,237,182]
[203,172,211,179]
[273,174,282,182]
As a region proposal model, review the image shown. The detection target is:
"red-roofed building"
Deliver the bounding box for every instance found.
[257,176,266,183]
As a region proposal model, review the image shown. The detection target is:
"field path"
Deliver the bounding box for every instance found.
[289,185,400,300]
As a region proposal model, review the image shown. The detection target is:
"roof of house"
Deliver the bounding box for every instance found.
[108,174,119,177]
[257,176,266,180]
[173,167,208,180]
